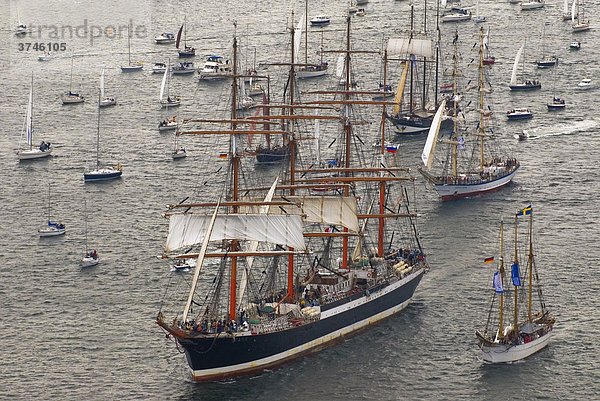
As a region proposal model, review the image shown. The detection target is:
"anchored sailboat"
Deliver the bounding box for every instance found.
[18,74,52,161]
[39,184,66,237]
[61,56,85,104]
[80,199,99,267]
[121,29,143,72]
[84,91,122,182]
[99,69,117,107]
[156,18,428,381]
[476,205,555,363]
[296,0,328,79]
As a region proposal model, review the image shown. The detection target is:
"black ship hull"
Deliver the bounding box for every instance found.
[169,269,424,381]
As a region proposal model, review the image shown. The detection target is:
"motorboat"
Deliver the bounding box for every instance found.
[506,108,533,120]
[152,62,167,74]
[570,41,581,50]
[154,33,175,44]
[172,61,195,74]
[577,78,595,90]
[172,148,187,159]
[356,8,367,16]
[310,15,331,26]
[38,52,53,61]
[442,8,472,22]
[197,56,232,80]
[521,0,544,10]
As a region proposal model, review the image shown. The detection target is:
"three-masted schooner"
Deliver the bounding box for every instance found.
[156,17,429,381]
[476,205,555,363]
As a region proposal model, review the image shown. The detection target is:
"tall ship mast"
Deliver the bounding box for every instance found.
[156,17,429,382]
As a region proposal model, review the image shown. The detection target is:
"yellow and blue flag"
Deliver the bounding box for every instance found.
[516,205,532,216]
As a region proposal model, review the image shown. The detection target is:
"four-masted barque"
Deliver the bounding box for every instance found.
[156,17,429,381]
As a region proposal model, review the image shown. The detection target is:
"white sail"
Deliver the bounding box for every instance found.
[160,63,168,102]
[441,0,447,7]
[510,44,524,86]
[386,38,434,58]
[335,54,345,78]
[421,99,446,169]
[26,84,33,146]
[294,13,305,64]
[182,202,220,323]
[564,0,569,15]
[571,0,576,22]
[100,69,105,98]
[240,195,359,232]
[239,177,279,311]
[165,213,306,252]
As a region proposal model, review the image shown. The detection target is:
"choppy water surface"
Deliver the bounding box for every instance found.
[1,0,599,399]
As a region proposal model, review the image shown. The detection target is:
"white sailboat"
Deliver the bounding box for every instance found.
[160,60,181,108]
[18,74,52,161]
[172,131,187,159]
[476,206,555,363]
[536,23,558,68]
[296,2,328,79]
[121,30,143,72]
[61,56,85,104]
[39,184,66,237]
[80,200,99,267]
[509,41,541,90]
[572,0,590,32]
[84,91,123,182]
[99,69,116,107]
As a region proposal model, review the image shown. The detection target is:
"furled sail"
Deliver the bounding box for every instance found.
[165,213,306,252]
[386,38,434,59]
[510,44,524,86]
[26,85,33,146]
[100,69,105,98]
[393,62,409,115]
[421,99,446,169]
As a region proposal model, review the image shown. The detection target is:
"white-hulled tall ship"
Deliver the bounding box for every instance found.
[156,17,429,382]
[418,28,519,200]
[476,205,555,363]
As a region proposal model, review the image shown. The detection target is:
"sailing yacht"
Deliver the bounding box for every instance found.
[84,92,123,182]
[80,200,100,267]
[509,41,541,90]
[572,0,590,32]
[99,69,116,107]
[521,0,544,10]
[296,2,328,79]
[536,23,558,68]
[177,17,196,58]
[61,57,85,104]
[156,17,428,382]
[39,184,66,237]
[18,74,52,161]
[159,60,181,108]
[121,31,143,72]
[419,28,519,200]
[476,206,555,363]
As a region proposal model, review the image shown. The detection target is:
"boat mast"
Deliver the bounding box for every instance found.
[451,31,458,178]
[127,31,132,66]
[288,14,297,298]
[378,48,388,257]
[28,73,34,150]
[342,14,352,268]
[498,220,505,339]
[230,26,240,322]
[96,90,101,169]
[478,27,485,170]
[513,212,519,335]
[304,0,308,65]
[84,199,89,253]
[409,5,414,114]
[527,208,533,321]
[421,0,427,110]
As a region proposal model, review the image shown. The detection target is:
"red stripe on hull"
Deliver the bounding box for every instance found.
[440,181,511,201]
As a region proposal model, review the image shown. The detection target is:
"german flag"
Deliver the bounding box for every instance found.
[484,257,494,264]
[219,153,228,159]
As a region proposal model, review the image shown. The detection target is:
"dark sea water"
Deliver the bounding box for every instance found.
[1,0,599,399]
